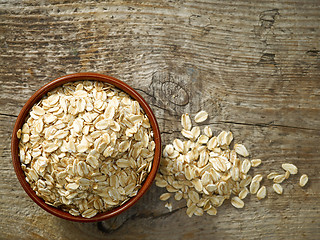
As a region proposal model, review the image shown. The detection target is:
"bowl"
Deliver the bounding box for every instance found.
[11,72,161,222]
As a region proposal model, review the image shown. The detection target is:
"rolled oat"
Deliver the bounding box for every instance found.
[18,81,155,218]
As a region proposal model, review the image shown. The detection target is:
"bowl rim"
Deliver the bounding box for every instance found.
[11,72,161,222]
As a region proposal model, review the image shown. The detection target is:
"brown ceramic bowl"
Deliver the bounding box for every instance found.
[11,73,161,222]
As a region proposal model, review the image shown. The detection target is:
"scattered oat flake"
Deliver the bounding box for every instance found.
[251,159,261,167]
[174,191,183,201]
[299,174,308,187]
[207,137,218,150]
[239,187,249,200]
[173,139,184,153]
[207,207,217,215]
[252,174,263,183]
[234,144,249,157]
[225,131,233,146]
[273,174,286,184]
[240,175,252,188]
[194,110,208,123]
[188,190,200,203]
[217,131,227,146]
[194,207,204,216]
[186,204,197,217]
[241,159,251,174]
[267,172,278,180]
[203,126,212,138]
[160,193,171,201]
[181,129,194,139]
[156,179,168,188]
[256,186,267,200]
[181,113,192,131]
[163,144,174,156]
[250,181,260,194]
[281,163,298,175]
[231,197,244,209]
[284,171,290,179]
[165,202,173,212]
[191,126,200,140]
[273,184,283,194]
[198,135,209,144]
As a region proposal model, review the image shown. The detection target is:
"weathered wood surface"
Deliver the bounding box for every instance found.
[1,0,320,239]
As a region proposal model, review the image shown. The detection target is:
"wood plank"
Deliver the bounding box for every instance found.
[0,0,319,239]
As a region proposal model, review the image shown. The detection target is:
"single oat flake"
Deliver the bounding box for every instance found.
[267,172,278,180]
[234,144,249,157]
[273,174,286,184]
[181,113,192,131]
[231,197,244,209]
[273,184,283,195]
[194,110,208,123]
[252,174,263,183]
[250,181,260,194]
[281,163,298,175]
[299,174,308,187]
[165,202,173,212]
[238,188,249,200]
[256,186,267,200]
[160,193,171,201]
[251,159,262,167]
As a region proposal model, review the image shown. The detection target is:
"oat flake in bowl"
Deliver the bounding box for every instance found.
[12,74,161,221]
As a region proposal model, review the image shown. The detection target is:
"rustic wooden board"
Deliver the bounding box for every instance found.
[1,0,320,239]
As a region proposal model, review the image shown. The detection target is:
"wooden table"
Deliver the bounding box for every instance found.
[1,1,319,239]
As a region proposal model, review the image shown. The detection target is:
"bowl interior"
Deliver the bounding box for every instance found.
[11,73,161,222]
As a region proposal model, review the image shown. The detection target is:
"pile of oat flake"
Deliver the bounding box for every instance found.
[156,110,309,217]
[17,81,155,218]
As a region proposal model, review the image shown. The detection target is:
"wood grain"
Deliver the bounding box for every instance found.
[1,0,319,239]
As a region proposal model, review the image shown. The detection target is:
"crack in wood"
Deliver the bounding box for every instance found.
[155,116,179,121]
[129,206,186,221]
[158,117,319,132]
[149,103,171,112]
[0,113,18,118]
[97,206,186,234]
[149,206,186,219]
[135,88,154,98]
[259,9,279,29]
[161,131,181,135]
[211,120,319,131]
[306,49,320,57]
[258,53,276,65]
